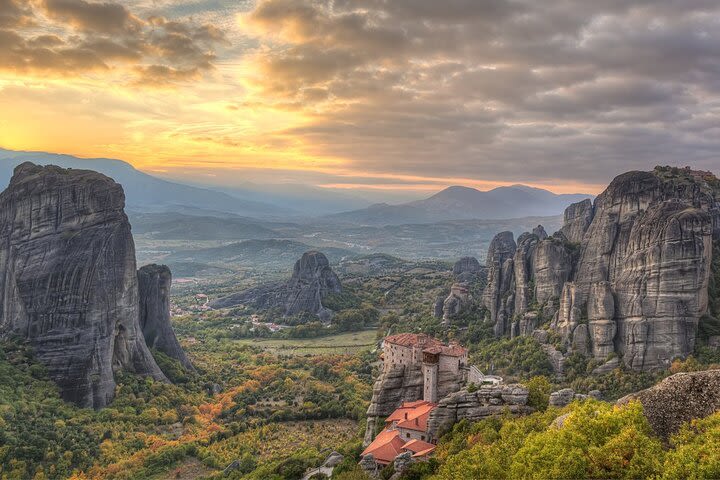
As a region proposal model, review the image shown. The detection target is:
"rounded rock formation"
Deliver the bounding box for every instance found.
[0,163,167,408]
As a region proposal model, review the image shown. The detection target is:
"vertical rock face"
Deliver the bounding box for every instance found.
[571,170,718,370]
[587,282,616,359]
[0,163,166,408]
[560,198,594,244]
[532,225,548,240]
[482,231,517,335]
[284,251,342,318]
[484,228,573,337]
[138,264,194,371]
[442,283,471,322]
[364,364,424,445]
[481,167,720,372]
[210,250,343,320]
[433,296,445,319]
[513,233,538,315]
[532,237,573,307]
[452,256,483,283]
[437,257,486,321]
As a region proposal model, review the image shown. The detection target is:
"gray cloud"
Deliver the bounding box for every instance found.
[40,0,143,33]
[1,0,227,85]
[0,0,34,28]
[243,0,720,185]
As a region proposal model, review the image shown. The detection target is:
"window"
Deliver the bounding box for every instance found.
[406,433,410,438]
[421,435,425,441]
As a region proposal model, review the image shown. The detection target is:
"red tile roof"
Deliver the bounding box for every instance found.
[385,400,433,425]
[412,446,436,458]
[436,343,468,357]
[385,333,443,349]
[361,429,405,465]
[401,439,436,453]
[393,401,436,432]
[384,334,468,357]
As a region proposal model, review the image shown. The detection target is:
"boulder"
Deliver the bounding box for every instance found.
[591,357,620,375]
[323,452,344,468]
[427,384,531,438]
[542,344,566,374]
[549,388,575,407]
[617,369,720,438]
[589,390,602,400]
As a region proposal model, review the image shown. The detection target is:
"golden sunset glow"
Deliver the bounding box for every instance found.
[3,0,719,197]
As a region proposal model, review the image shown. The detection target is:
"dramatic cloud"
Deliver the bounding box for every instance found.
[235,0,720,186]
[3,0,720,193]
[40,0,144,33]
[0,0,227,85]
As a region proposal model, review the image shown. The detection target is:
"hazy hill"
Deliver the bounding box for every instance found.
[327,185,592,225]
[163,239,356,271]
[0,149,290,218]
[129,212,279,240]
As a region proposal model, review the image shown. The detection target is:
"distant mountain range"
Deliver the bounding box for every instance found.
[327,185,593,225]
[0,148,592,224]
[0,149,291,218]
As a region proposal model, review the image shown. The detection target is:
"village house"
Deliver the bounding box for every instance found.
[360,334,470,469]
[381,333,468,402]
[360,400,438,466]
[361,334,503,470]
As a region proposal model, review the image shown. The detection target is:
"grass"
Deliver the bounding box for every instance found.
[233,330,378,355]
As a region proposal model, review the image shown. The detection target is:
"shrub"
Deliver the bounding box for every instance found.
[525,376,552,411]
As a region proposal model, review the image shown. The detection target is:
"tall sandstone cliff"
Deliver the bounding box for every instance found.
[483,167,720,371]
[138,264,194,371]
[211,251,342,320]
[0,163,169,408]
[284,251,342,319]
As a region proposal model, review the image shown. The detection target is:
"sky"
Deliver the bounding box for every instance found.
[1,0,720,197]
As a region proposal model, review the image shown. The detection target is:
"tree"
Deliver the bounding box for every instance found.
[525,376,552,411]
